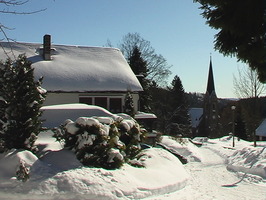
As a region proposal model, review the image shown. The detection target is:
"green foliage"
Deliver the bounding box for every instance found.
[194,0,265,82]
[16,161,30,182]
[128,46,152,112]
[167,75,192,137]
[56,117,145,169]
[0,55,46,152]
[124,91,135,117]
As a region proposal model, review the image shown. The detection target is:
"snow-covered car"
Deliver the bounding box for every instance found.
[40,103,119,128]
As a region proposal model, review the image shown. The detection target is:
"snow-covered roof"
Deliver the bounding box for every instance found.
[40,103,117,128]
[188,108,203,128]
[256,119,266,137]
[135,111,157,119]
[0,42,143,92]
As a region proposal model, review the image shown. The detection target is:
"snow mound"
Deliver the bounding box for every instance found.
[227,146,266,178]
[160,136,203,162]
[0,132,189,200]
[0,149,38,178]
[30,148,189,199]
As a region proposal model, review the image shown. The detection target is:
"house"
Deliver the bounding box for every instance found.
[188,108,203,137]
[0,35,143,113]
[256,119,266,141]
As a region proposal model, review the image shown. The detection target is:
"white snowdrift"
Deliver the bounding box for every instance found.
[160,136,266,180]
[0,131,189,200]
[227,146,266,178]
[160,136,203,162]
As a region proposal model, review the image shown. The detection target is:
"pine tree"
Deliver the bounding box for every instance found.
[128,46,151,112]
[167,75,192,137]
[0,55,46,152]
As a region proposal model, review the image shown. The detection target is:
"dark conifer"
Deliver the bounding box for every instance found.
[128,46,151,112]
[0,55,46,152]
[168,75,191,137]
[124,91,135,117]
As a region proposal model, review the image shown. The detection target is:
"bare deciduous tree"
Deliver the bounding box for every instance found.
[0,0,46,42]
[119,32,171,86]
[233,66,265,98]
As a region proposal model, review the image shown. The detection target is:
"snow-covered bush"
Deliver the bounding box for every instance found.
[119,119,146,160]
[55,116,146,169]
[16,161,30,182]
[0,55,46,152]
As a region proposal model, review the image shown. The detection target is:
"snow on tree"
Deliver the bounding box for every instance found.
[0,54,46,152]
[56,116,146,169]
[124,91,135,117]
[16,161,30,182]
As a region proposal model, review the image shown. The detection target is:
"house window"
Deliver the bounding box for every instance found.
[79,97,92,105]
[110,98,122,113]
[95,97,108,109]
[79,96,123,113]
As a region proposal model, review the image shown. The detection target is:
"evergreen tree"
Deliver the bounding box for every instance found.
[0,55,46,152]
[124,91,135,117]
[167,75,191,137]
[194,0,265,82]
[128,46,151,112]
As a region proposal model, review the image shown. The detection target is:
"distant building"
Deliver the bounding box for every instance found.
[201,58,220,138]
[256,118,266,141]
[189,57,220,138]
[188,108,203,137]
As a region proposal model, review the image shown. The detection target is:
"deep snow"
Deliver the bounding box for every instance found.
[0,132,265,200]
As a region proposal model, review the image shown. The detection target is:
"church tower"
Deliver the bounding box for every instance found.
[201,57,219,138]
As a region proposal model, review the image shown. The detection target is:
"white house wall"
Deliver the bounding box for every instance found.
[44,93,79,106]
[44,92,140,113]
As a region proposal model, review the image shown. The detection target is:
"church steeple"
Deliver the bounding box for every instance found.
[200,56,220,138]
[206,56,215,95]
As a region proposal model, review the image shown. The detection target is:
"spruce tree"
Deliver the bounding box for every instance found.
[0,55,46,152]
[128,46,151,112]
[168,75,191,137]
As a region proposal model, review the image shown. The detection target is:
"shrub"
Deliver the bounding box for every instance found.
[55,116,146,169]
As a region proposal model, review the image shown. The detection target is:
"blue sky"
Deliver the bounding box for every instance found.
[1,0,243,98]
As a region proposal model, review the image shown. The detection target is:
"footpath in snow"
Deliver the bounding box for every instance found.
[0,132,265,200]
[151,137,266,200]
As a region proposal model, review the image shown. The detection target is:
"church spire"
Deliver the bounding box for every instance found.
[206,56,215,95]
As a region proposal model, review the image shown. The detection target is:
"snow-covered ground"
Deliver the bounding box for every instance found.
[0,132,265,200]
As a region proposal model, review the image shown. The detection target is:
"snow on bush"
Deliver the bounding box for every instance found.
[0,149,38,181]
[55,116,146,169]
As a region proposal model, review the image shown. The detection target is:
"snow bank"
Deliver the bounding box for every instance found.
[200,136,266,180]
[29,148,189,199]
[227,146,266,178]
[0,149,38,178]
[0,132,189,200]
[160,136,203,162]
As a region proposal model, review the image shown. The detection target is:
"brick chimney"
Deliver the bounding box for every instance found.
[43,34,51,60]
